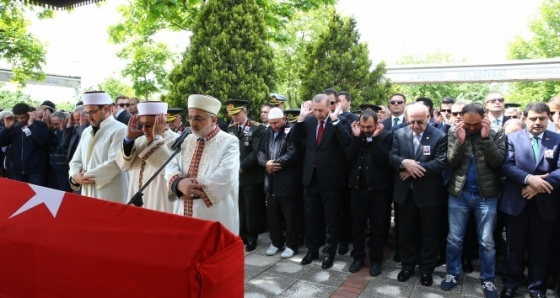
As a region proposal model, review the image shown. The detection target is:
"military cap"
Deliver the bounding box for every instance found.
[225,99,250,116]
[269,93,288,106]
[284,108,300,123]
[352,110,362,116]
[166,107,184,122]
[359,103,382,112]
[504,103,521,109]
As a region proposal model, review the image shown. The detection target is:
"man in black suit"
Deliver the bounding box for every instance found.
[114,95,132,125]
[226,99,265,252]
[388,103,448,287]
[346,109,392,276]
[500,102,560,298]
[485,91,510,128]
[382,93,407,131]
[291,94,351,269]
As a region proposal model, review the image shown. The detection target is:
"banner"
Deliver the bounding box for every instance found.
[0,178,244,297]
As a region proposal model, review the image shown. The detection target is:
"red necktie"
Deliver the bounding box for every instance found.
[316,120,324,145]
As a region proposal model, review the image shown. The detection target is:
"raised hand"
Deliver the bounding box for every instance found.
[373,123,384,137]
[329,102,342,121]
[298,101,312,121]
[126,114,143,139]
[480,118,491,139]
[27,111,36,126]
[3,115,14,129]
[351,121,361,137]
[152,113,166,137]
[455,122,466,144]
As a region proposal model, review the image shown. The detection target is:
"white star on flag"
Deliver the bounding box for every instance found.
[9,184,65,218]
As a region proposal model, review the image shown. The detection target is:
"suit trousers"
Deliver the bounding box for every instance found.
[397,190,441,274]
[239,183,263,242]
[503,199,555,294]
[266,195,300,251]
[351,188,389,262]
[304,171,342,255]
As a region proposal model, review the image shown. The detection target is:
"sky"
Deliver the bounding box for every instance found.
[0,0,543,104]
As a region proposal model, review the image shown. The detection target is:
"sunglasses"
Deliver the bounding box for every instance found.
[408,120,425,125]
[118,103,131,108]
[390,100,404,105]
[451,112,463,117]
[330,101,336,105]
[510,115,519,119]
[486,98,504,104]
[551,111,557,116]
[440,109,451,113]
[137,122,153,130]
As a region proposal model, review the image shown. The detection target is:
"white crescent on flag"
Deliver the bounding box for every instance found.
[9,184,65,218]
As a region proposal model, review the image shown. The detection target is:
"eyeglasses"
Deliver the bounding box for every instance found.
[118,103,131,108]
[82,108,101,116]
[440,109,451,113]
[390,100,404,105]
[451,112,463,117]
[486,98,505,104]
[408,120,425,125]
[330,101,336,105]
[510,115,519,119]
[137,122,153,130]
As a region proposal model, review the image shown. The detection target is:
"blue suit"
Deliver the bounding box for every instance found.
[500,129,560,295]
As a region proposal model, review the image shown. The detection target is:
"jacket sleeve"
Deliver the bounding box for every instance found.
[345,136,361,164]
[257,130,268,167]
[0,126,10,147]
[27,121,49,146]
[388,132,405,171]
[274,136,299,166]
[447,127,466,168]
[333,120,351,146]
[501,134,530,185]
[481,128,506,169]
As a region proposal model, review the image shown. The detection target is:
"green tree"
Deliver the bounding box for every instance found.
[394,52,494,105]
[507,0,560,105]
[0,86,38,109]
[0,0,53,85]
[118,39,173,100]
[299,13,391,108]
[167,0,275,118]
[108,0,334,104]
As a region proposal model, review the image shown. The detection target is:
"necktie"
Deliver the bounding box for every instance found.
[413,134,421,155]
[316,120,324,145]
[493,119,500,127]
[393,118,399,127]
[532,136,540,162]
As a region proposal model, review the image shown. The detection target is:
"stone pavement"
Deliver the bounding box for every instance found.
[245,232,559,298]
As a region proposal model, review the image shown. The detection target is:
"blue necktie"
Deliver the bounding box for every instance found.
[393,118,399,127]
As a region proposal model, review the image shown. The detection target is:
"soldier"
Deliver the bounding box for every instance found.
[226,99,265,251]
[166,107,188,134]
[269,93,288,111]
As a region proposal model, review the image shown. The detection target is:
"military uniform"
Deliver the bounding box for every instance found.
[226,99,265,251]
[269,93,288,111]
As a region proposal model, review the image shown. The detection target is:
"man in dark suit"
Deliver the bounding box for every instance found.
[346,109,392,276]
[226,99,265,252]
[500,102,560,298]
[291,94,351,269]
[388,103,447,287]
[485,91,510,129]
[114,95,132,125]
[382,93,407,131]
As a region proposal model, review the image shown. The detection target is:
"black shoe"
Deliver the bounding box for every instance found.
[393,253,401,262]
[397,269,414,282]
[245,240,256,252]
[462,258,474,273]
[420,273,433,286]
[370,262,382,277]
[500,288,515,298]
[348,259,364,273]
[321,254,335,269]
[322,254,335,269]
[529,293,546,298]
[301,251,319,265]
[338,243,349,255]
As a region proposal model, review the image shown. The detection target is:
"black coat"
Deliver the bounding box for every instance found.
[257,122,301,197]
[227,119,265,186]
[346,130,393,190]
[0,121,49,173]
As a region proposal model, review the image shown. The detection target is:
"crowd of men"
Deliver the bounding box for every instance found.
[1,90,560,298]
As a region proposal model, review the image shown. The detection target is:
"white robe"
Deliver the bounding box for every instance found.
[69,115,129,203]
[115,130,179,213]
[165,130,240,235]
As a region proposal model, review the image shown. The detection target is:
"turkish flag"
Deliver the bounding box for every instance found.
[0,178,244,297]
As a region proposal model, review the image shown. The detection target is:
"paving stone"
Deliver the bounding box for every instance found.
[248,272,298,295]
[246,264,268,282]
[245,253,279,268]
[282,280,337,298]
[361,275,415,298]
[267,259,314,279]
[300,265,351,288]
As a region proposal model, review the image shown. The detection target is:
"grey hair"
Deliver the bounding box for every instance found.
[312,94,329,105]
[51,111,67,120]
[503,118,526,131]
[73,105,85,113]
